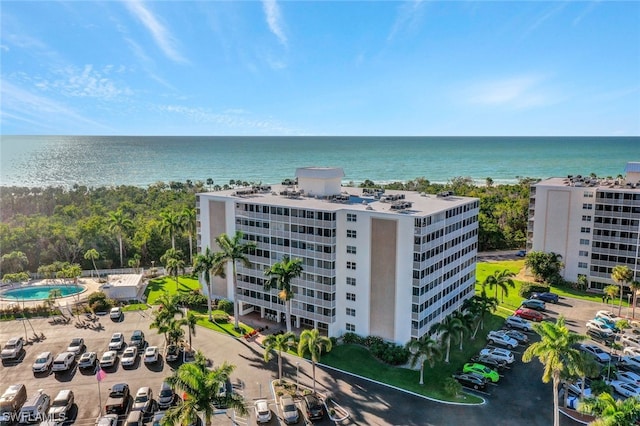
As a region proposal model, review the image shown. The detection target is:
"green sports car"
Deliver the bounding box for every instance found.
[463,363,500,383]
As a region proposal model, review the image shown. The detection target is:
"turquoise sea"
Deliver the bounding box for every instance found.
[0,136,638,188]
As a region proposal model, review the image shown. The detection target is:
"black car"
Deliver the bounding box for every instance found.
[530,292,559,304]
[302,394,324,421]
[470,354,506,371]
[452,372,488,390]
[503,329,529,344]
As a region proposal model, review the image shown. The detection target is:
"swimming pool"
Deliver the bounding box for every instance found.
[0,284,86,301]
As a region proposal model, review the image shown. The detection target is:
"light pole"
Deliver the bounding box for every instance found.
[296,362,300,393]
[628,294,632,318]
[257,382,262,398]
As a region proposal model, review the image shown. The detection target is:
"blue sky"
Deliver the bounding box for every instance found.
[1,1,639,136]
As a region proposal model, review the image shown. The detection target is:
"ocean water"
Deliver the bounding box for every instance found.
[0,136,638,188]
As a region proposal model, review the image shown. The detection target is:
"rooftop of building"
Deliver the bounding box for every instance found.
[199,184,476,216]
[534,175,640,191]
[105,274,144,287]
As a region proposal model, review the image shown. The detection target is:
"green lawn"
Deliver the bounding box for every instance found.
[122,303,149,311]
[195,311,254,338]
[145,275,201,304]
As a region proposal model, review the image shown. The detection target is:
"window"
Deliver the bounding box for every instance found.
[346,277,356,286]
[579,250,589,257]
[584,191,594,198]
[347,261,356,270]
[581,227,591,233]
[346,323,355,332]
[347,229,357,238]
[580,239,590,245]
[582,203,593,210]
[346,245,357,254]
[346,292,356,301]
[578,262,588,269]
[346,308,356,317]
[347,213,357,222]
[582,215,592,222]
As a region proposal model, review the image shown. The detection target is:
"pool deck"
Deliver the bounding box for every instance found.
[0,278,102,310]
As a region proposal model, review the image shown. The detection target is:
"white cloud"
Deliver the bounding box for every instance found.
[124,0,187,63]
[388,0,426,42]
[466,75,559,109]
[33,65,133,99]
[262,0,287,47]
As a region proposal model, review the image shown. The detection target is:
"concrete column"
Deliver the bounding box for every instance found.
[260,306,265,318]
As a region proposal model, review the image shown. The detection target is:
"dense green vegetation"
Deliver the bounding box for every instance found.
[0,178,532,275]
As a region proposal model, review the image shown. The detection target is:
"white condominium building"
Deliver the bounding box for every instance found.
[196,167,479,344]
[528,162,640,291]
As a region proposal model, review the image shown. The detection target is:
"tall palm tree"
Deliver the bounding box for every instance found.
[452,310,473,350]
[604,285,619,306]
[262,331,296,380]
[631,281,640,320]
[578,392,640,426]
[151,293,185,344]
[107,209,133,268]
[193,247,217,321]
[161,248,185,285]
[212,231,256,331]
[160,210,183,250]
[165,357,247,426]
[181,207,196,263]
[83,249,100,277]
[487,269,516,303]
[612,265,634,316]
[430,315,463,363]
[264,256,303,333]
[522,315,586,426]
[166,318,185,346]
[463,295,498,338]
[180,311,198,351]
[297,328,332,394]
[406,336,443,385]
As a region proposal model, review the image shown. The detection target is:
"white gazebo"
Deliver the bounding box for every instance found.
[101,274,145,301]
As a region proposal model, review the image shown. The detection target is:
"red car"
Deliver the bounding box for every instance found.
[514,308,543,322]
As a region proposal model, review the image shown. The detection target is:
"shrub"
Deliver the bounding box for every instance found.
[217,299,234,314]
[213,312,229,323]
[519,282,550,298]
[443,377,462,397]
[341,332,363,345]
[174,291,207,308]
[329,336,338,347]
[87,291,108,306]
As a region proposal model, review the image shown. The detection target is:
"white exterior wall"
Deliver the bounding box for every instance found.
[391,215,416,344]
[297,177,342,197]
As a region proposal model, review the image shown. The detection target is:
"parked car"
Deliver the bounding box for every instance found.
[165,345,179,362]
[462,363,499,383]
[516,250,526,257]
[121,347,138,367]
[617,334,640,348]
[18,389,50,424]
[530,292,559,304]
[124,408,144,426]
[504,316,533,332]
[151,412,165,426]
[587,329,615,345]
[579,344,612,364]
[95,414,118,426]
[479,347,515,364]
[1,337,24,360]
[109,307,122,320]
[593,317,620,332]
[132,387,153,413]
[470,354,506,371]
[586,320,614,336]
[487,331,518,349]
[566,379,592,397]
[78,352,97,369]
[619,355,640,372]
[596,310,622,323]
[144,346,159,364]
[452,372,488,390]
[52,352,75,373]
[502,329,529,344]
[32,351,53,373]
[100,351,118,368]
[612,370,640,385]
[520,299,546,311]
[302,394,324,421]
[158,382,174,410]
[514,308,543,322]
[108,333,125,351]
[66,338,85,355]
[48,390,74,422]
[279,395,299,424]
[105,383,130,415]
[610,380,640,398]
[129,331,146,350]
[254,399,271,424]
[624,347,640,357]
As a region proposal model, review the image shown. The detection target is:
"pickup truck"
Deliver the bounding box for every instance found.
[105,383,130,415]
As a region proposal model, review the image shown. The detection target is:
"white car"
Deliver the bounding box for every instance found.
[110,307,122,320]
[100,351,118,368]
[610,380,640,398]
[612,370,640,385]
[579,343,612,363]
[479,347,515,364]
[32,351,53,373]
[586,320,614,336]
[504,316,533,332]
[1,337,24,360]
[144,346,159,364]
[279,395,299,424]
[108,333,125,351]
[255,399,272,423]
[487,331,519,349]
[67,337,85,355]
[617,334,640,349]
[596,310,621,323]
[566,379,592,397]
[120,347,138,367]
[95,414,118,426]
[624,347,640,357]
[619,355,640,372]
[132,387,154,413]
[79,351,97,369]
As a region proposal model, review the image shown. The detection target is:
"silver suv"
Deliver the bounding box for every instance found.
[504,315,533,332]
